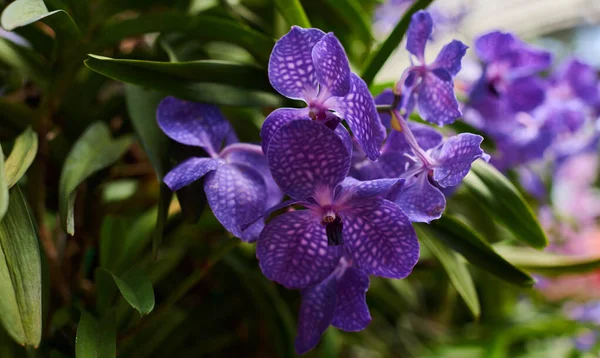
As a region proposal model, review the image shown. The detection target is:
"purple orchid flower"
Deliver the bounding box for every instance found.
[468,31,552,124]
[256,120,419,290]
[157,96,282,242]
[295,258,370,354]
[353,121,487,223]
[392,10,468,127]
[262,26,386,160]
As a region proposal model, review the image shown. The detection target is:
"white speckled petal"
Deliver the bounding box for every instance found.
[295,276,337,354]
[312,33,351,97]
[328,73,385,161]
[417,68,462,126]
[163,157,219,191]
[157,96,230,153]
[267,120,350,200]
[396,174,446,223]
[342,198,419,279]
[268,26,325,101]
[431,133,485,187]
[257,210,343,289]
[260,107,310,155]
[204,163,268,241]
[331,267,371,331]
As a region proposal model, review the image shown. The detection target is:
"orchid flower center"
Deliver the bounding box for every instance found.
[308,100,329,121]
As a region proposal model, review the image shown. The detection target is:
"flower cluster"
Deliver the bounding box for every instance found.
[462,30,600,349]
[158,10,487,354]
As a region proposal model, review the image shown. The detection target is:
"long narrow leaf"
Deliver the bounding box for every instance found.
[494,245,600,276]
[0,186,42,347]
[88,56,272,92]
[5,127,37,189]
[323,0,371,45]
[85,57,280,108]
[95,12,273,64]
[59,122,132,235]
[421,215,535,287]
[274,0,311,28]
[465,160,548,249]
[417,225,480,318]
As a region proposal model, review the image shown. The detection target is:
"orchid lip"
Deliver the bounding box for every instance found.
[325,215,344,246]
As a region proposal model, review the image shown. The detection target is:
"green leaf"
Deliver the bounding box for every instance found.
[5,127,37,189]
[0,144,8,221]
[361,0,434,85]
[0,38,50,88]
[75,310,116,358]
[421,215,535,287]
[417,225,480,318]
[322,0,371,45]
[124,85,174,255]
[59,122,132,235]
[99,268,155,316]
[494,245,600,276]
[87,55,272,92]
[86,56,280,107]
[1,0,80,38]
[95,12,273,64]
[0,186,42,347]
[274,0,311,28]
[464,160,548,249]
[99,216,127,272]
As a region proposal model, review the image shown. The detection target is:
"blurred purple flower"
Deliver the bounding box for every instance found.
[256,120,419,290]
[468,31,552,125]
[263,26,385,160]
[295,258,371,354]
[393,10,468,126]
[157,96,282,242]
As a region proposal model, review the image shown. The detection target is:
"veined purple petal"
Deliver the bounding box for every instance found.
[328,73,386,160]
[220,143,283,208]
[257,210,343,289]
[406,10,433,62]
[269,26,325,102]
[417,68,462,126]
[240,218,265,243]
[164,157,219,191]
[432,40,468,76]
[312,33,351,98]
[383,122,443,153]
[342,198,419,279]
[295,277,337,355]
[241,198,300,232]
[204,163,267,241]
[331,267,371,331]
[359,151,414,179]
[339,177,405,200]
[261,107,310,155]
[396,173,446,223]
[431,133,485,187]
[267,120,350,200]
[335,124,353,157]
[157,97,230,154]
[506,76,546,113]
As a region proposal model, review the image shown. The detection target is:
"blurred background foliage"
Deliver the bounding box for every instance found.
[0,0,597,357]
